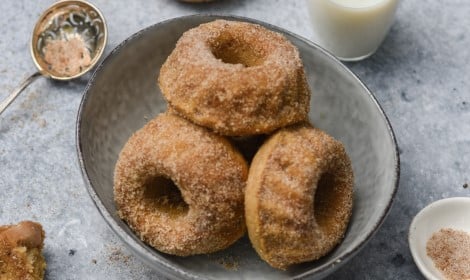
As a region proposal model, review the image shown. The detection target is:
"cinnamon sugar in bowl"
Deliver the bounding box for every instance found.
[409,197,470,280]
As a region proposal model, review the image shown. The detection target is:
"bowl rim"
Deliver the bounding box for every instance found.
[75,14,401,280]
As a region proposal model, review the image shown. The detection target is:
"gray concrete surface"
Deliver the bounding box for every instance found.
[0,0,469,279]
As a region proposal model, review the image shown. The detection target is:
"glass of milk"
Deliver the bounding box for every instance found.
[307,0,399,61]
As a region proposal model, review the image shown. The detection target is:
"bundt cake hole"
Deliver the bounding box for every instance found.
[143,176,189,216]
[313,172,342,233]
[210,37,265,67]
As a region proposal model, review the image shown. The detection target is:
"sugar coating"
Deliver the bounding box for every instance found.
[245,123,354,269]
[114,112,248,256]
[158,19,311,136]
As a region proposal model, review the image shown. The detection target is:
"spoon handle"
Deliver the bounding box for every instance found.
[0,72,42,115]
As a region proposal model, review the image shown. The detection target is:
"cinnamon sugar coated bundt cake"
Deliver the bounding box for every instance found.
[245,123,354,269]
[114,112,248,256]
[158,19,311,136]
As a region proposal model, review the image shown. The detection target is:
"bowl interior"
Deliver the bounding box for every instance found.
[77,15,399,280]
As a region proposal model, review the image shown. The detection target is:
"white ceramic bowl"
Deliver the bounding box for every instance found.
[76,15,400,279]
[409,197,470,280]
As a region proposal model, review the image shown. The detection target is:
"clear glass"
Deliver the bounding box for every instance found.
[307,0,399,61]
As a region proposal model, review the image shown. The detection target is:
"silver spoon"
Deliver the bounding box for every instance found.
[0,0,107,115]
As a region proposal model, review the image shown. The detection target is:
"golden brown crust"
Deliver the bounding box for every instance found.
[245,123,354,269]
[0,221,46,280]
[114,112,248,256]
[158,20,311,136]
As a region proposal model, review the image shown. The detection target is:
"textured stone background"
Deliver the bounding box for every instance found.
[1,0,469,279]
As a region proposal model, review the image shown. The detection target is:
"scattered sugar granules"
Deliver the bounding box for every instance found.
[426,228,470,280]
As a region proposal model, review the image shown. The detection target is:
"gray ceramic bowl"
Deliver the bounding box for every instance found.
[77,15,399,280]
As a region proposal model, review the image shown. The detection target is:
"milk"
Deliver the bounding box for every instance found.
[307,0,399,61]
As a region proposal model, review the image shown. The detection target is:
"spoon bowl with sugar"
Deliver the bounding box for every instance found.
[0,0,107,115]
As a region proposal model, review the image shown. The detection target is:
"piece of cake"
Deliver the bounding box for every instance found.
[0,221,46,280]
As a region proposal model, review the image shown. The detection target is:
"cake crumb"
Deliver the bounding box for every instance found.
[426,228,470,280]
[37,118,47,128]
[217,255,239,271]
[107,246,131,265]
